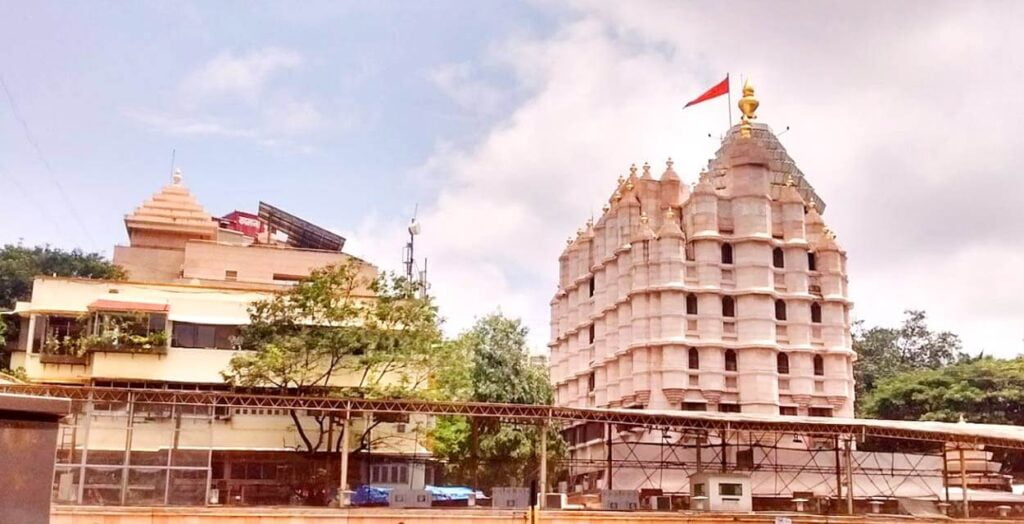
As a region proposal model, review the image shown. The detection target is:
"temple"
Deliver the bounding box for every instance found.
[549,81,854,418]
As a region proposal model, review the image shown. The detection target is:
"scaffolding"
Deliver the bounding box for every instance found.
[4,384,1022,516]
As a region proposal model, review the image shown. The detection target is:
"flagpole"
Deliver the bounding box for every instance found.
[726,73,733,129]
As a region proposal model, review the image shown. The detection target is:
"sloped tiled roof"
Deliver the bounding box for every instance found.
[706,123,827,212]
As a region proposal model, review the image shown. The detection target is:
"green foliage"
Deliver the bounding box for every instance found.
[0,244,124,367]
[862,357,1024,425]
[430,313,565,490]
[853,310,966,412]
[223,262,449,452]
[0,243,125,309]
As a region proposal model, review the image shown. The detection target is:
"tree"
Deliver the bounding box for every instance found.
[853,310,966,411]
[862,357,1024,425]
[430,313,565,491]
[223,262,451,454]
[0,243,125,309]
[861,357,1024,469]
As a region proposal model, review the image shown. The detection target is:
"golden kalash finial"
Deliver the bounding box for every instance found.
[738,78,759,138]
[785,175,796,187]
[665,207,676,219]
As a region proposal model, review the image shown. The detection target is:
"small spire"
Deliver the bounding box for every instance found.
[602,203,610,213]
[738,78,759,138]
[629,163,638,178]
[666,157,674,170]
[172,168,183,185]
[642,161,651,179]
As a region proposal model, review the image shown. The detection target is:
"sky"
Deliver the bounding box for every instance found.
[1,1,1022,356]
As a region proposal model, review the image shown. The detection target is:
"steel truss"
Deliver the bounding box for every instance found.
[3,384,1023,450]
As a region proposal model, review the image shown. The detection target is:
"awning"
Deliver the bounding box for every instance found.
[87,299,169,313]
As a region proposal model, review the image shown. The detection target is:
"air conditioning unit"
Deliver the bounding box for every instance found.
[649,495,672,511]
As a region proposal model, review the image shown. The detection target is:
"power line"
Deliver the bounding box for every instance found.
[0,73,98,250]
[0,161,67,242]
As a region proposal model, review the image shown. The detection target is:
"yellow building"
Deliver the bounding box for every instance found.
[7,170,434,506]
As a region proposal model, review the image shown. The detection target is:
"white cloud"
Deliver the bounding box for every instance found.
[428,62,506,117]
[129,47,329,151]
[351,1,1024,356]
[181,47,302,102]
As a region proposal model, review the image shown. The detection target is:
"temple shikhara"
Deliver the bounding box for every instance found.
[549,81,853,418]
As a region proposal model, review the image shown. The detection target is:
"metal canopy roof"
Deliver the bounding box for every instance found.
[4,384,1024,450]
[258,201,345,252]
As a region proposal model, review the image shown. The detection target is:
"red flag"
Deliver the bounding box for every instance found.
[684,75,729,108]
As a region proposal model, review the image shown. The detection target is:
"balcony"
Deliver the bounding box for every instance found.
[32,306,169,365]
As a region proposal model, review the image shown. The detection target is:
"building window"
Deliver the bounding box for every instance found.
[721,243,733,264]
[813,355,824,376]
[807,251,817,271]
[225,270,238,281]
[172,322,242,350]
[777,353,790,374]
[724,349,737,372]
[682,402,707,412]
[588,276,596,297]
[588,324,595,344]
[688,347,700,370]
[773,247,784,268]
[587,372,596,392]
[722,296,735,318]
[775,300,787,321]
[693,483,706,497]
[719,403,741,413]
[809,407,833,418]
[779,406,798,416]
[370,463,409,484]
[811,302,822,323]
[720,483,743,496]
[272,273,304,283]
[685,242,695,261]
[686,294,698,315]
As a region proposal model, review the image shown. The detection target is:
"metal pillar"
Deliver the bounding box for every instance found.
[471,417,479,490]
[958,447,969,518]
[843,437,854,515]
[696,431,703,472]
[76,391,93,504]
[720,429,728,471]
[119,391,135,505]
[941,444,950,507]
[834,436,842,505]
[606,422,613,489]
[203,404,214,505]
[539,422,547,509]
[339,408,351,502]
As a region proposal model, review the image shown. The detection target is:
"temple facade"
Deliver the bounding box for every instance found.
[548,83,855,419]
